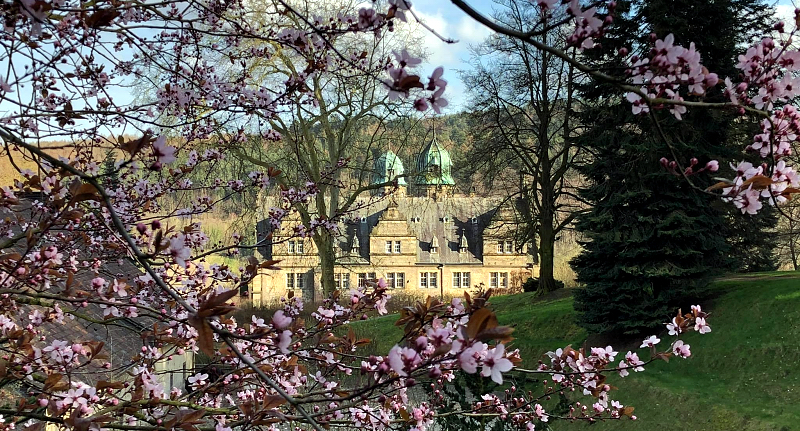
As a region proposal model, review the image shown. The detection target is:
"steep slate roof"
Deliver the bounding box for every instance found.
[2,201,148,385]
[344,195,506,265]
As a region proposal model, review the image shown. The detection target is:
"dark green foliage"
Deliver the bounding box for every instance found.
[571,0,773,335]
[100,150,119,189]
[571,113,732,334]
[523,277,537,293]
[724,205,779,272]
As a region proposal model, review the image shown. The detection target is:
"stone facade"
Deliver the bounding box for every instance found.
[249,140,537,305]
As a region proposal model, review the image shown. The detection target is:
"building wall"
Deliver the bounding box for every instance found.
[250,262,534,306]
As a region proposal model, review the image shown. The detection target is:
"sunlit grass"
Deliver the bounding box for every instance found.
[349,272,800,430]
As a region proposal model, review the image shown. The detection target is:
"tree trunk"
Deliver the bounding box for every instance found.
[316,231,336,298]
[537,218,558,295]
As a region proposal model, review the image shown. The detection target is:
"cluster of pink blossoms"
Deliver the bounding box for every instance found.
[619,17,800,211]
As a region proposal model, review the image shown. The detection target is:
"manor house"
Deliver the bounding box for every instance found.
[248,138,537,304]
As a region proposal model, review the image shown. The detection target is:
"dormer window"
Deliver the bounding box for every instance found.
[430,236,439,254]
[471,217,478,224]
[459,233,468,253]
[360,217,367,224]
[351,235,360,254]
[288,240,304,254]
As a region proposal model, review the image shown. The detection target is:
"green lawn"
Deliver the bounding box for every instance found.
[349,273,800,430]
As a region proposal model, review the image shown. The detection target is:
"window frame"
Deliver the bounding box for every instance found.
[288,241,295,254]
[385,241,392,254]
[394,240,401,254]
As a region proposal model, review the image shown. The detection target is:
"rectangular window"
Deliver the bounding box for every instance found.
[506,241,514,254]
[429,272,438,288]
[386,241,392,253]
[394,241,401,254]
[453,272,471,288]
[368,272,376,280]
[297,241,305,254]
[497,242,503,254]
[386,273,405,289]
[463,272,471,288]
[335,273,350,289]
[491,272,508,288]
[296,273,305,289]
[288,241,295,254]
[358,273,366,287]
[420,272,428,288]
[287,273,295,289]
[453,272,461,288]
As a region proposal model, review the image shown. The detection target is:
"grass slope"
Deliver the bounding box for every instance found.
[350,274,800,430]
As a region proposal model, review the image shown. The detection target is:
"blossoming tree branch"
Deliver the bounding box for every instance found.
[452,0,800,215]
[0,0,766,429]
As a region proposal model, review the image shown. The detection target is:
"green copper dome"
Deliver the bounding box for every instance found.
[372,150,407,186]
[416,138,455,185]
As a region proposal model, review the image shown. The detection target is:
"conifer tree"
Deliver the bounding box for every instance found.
[571,0,774,334]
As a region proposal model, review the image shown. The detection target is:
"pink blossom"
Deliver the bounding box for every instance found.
[168,234,191,268]
[458,342,487,374]
[272,310,292,329]
[694,317,711,334]
[640,335,661,348]
[480,344,514,384]
[666,318,682,336]
[152,136,177,166]
[188,373,209,390]
[278,330,292,354]
[387,346,421,376]
[672,340,691,358]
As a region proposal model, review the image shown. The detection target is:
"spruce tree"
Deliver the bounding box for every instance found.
[571,0,773,335]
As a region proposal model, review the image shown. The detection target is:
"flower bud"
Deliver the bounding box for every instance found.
[618,47,628,57]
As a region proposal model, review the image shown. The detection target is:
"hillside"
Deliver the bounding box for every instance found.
[351,273,800,430]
